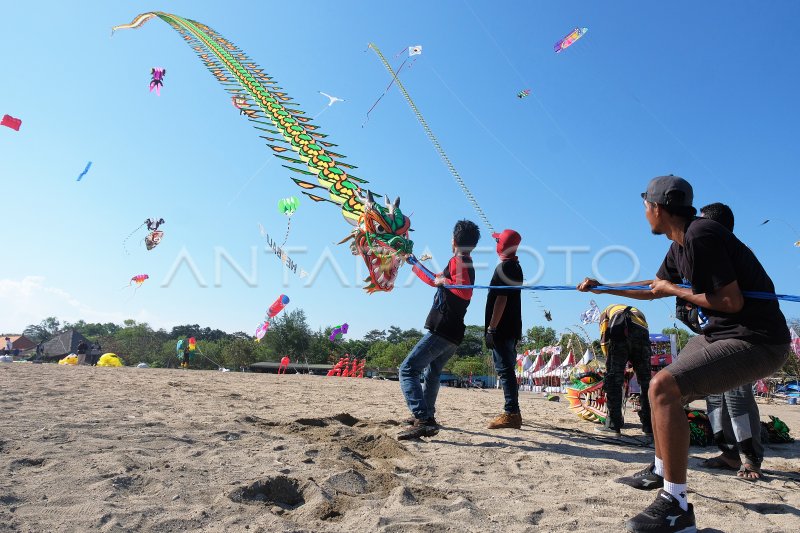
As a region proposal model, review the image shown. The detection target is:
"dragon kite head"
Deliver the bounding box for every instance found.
[347,191,413,293]
[564,364,608,424]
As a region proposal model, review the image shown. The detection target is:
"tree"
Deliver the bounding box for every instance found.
[520,326,557,351]
[367,340,415,369]
[223,338,259,370]
[455,325,489,357]
[449,356,490,378]
[66,320,121,338]
[109,321,167,365]
[661,327,693,351]
[363,329,387,344]
[170,324,231,342]
[23,317,61,342]
[261,309,311,362]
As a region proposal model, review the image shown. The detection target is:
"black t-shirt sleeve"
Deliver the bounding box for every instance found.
[489,261,523,297]
[656,245,681,283]
[686,235,737,294]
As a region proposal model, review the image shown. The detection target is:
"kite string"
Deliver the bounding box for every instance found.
[122,222,146,255]
[362,56,410,127]
[368,43,495,234]
[281,217,292,247]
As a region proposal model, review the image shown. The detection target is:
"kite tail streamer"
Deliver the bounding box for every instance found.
[282,217,291,247]
[368,43,494,234]
[122,222,146,255]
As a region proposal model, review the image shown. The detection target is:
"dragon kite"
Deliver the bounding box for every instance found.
[113,12,413,292]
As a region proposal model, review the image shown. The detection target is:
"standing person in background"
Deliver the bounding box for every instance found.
[89,342,102,366]
[686,203,766,480]
[595,304,653,437]
[4,337,11,356]
[76,340,89,366]
[485,229,525,430]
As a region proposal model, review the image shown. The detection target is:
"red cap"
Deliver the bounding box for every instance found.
[492,229,522,250]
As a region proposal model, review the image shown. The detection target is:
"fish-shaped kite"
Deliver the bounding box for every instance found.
[554,27,588,53]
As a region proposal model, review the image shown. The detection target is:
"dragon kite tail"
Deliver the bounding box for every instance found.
[113,12,414,292]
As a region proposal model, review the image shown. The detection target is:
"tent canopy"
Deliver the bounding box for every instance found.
[38,329,92,360]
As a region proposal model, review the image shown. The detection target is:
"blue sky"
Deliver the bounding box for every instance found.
[2,1,798,340]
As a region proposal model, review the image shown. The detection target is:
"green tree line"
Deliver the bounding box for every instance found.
[25,314,790,375]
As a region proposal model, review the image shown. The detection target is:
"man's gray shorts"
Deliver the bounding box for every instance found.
[666,335,788,404]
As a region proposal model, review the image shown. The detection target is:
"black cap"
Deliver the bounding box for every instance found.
[641,175,694,207]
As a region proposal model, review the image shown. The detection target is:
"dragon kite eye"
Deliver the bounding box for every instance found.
[375,224,386,234]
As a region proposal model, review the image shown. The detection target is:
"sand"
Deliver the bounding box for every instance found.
[1,364,798,533]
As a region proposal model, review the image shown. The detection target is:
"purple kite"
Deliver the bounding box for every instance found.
[150,68,166,95]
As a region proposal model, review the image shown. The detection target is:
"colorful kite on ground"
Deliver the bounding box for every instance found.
[150,68,166,95]
[1,114,22,131]
[517,89,531,99]
[554,27,588,53]
[114,12,413,293]
[76,162,92,181]
[329,323,349,342]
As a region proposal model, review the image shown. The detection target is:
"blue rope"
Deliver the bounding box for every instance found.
[440,283,800,303]
[409,256,799,302]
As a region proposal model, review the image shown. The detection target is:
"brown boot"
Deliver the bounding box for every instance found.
[488,412,522,429]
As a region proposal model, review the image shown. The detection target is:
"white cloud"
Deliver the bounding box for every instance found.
[0,276,152,332]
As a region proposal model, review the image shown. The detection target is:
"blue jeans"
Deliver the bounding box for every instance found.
[492,338,520,414]
[399,332,458,420]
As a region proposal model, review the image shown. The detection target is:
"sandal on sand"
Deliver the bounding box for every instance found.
[699,456,740,471]
[737,463,763,481]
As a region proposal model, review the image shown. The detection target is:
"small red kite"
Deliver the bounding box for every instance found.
[1,114,22,131]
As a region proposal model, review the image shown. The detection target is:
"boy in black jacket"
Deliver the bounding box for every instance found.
[397,220,480,440]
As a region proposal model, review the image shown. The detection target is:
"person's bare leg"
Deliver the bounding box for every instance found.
[649,369,689,483]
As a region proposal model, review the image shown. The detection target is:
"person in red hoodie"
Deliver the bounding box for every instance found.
[397,220,480,440]
[485,229,525,430]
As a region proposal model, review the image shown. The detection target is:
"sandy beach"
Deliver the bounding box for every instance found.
[1,364,798,532]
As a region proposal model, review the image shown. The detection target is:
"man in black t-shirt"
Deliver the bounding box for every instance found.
[484,229,524,430]
[578,175,790,533]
